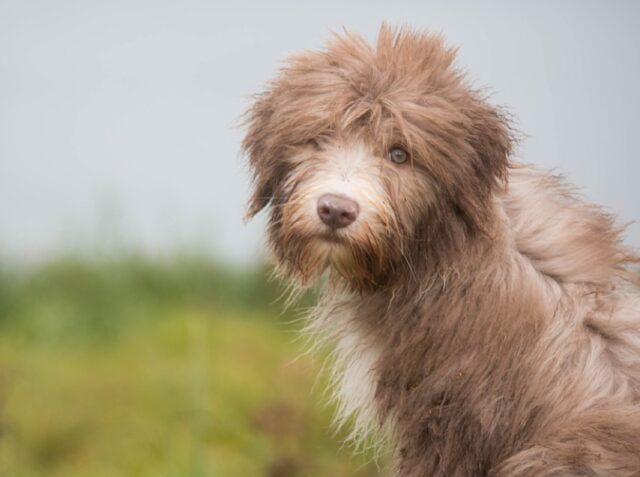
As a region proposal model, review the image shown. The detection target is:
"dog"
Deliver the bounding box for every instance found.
[242,25,640,476]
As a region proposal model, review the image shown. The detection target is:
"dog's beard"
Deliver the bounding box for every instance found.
[329,238,389,290]
[275,223,391,290]
[276,229,332,284]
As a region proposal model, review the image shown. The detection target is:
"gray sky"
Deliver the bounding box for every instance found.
[1,1,638,263]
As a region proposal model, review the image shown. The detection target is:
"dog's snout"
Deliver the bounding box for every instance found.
[317,194,359,229]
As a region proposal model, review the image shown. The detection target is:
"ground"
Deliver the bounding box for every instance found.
[0,256,382,477]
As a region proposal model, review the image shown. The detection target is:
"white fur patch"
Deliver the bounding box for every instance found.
[332,322,381,442]
[308,289,383,446]
[296,141,389,235]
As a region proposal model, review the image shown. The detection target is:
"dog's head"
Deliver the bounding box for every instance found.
[243,25,512,290]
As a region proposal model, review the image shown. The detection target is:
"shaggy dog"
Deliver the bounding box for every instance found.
[242,25,640,476]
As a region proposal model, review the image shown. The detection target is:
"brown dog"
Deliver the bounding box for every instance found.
[242,25,640,476]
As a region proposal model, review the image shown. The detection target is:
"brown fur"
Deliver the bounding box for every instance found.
[242,25,640,476]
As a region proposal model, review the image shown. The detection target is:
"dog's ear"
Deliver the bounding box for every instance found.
[468,98,512,184]
[242,92,281,220]
[245,172,275,220]
[455,96,513,234]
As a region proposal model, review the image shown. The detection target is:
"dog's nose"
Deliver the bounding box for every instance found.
[317,194,359,229]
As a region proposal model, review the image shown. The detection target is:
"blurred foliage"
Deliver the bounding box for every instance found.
[0,255,307,345]
[0,255,383,477]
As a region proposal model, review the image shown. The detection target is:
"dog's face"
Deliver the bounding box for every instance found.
[243,26,512,290]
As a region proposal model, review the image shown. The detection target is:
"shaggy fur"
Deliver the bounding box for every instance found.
[242,25,640,476]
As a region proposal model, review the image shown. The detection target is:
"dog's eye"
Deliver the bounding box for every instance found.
[389,147,409,164]
[306,138,321,150]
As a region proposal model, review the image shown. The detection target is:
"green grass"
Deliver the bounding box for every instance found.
[0,255,383,476]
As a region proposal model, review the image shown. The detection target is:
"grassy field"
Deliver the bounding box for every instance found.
[0,256,383,477]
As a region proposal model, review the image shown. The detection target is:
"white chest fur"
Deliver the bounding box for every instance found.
[309,295,383,444]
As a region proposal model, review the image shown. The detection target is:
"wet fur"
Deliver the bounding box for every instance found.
[242,25,640,476]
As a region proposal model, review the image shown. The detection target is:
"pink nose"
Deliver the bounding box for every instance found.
[317,194,359,229]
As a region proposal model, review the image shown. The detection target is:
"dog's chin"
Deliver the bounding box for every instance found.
[314,234,354,270]
[279,227,386,289]
[286,233,356,284]
[312,233,381,288]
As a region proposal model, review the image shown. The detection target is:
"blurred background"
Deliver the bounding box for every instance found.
[0,1,638,476]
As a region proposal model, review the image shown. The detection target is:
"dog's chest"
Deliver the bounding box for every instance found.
[317,299,384,440]
[332,322,382,439]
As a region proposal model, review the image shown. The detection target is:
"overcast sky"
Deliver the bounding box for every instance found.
[1,1,638,263]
